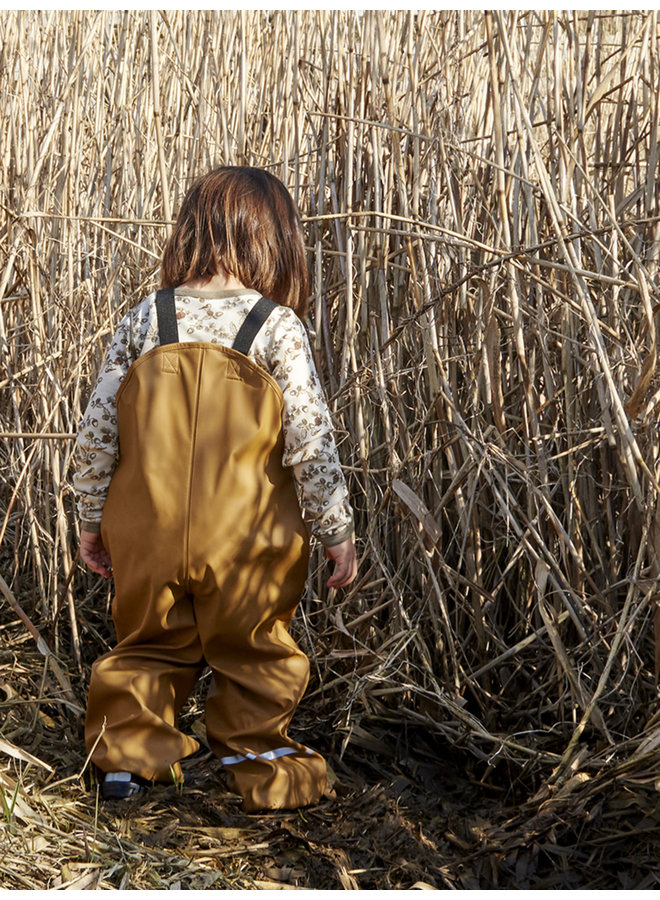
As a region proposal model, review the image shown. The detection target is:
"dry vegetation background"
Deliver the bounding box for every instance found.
[1,8,660,889]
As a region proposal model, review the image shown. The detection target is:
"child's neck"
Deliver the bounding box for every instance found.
[179,271,247,292]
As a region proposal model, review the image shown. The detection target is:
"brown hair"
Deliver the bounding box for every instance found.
[161,166,309,318]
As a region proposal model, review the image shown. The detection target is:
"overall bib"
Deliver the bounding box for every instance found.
[85,289,327,811]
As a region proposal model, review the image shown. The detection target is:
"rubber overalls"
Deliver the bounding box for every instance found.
[84,289,327,812]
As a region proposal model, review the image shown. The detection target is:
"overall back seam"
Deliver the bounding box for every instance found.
[184,349,205,587]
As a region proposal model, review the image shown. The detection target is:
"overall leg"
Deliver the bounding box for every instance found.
[85,574,203,782]
[194,542,326,812]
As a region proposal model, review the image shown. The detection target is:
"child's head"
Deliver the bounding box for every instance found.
[161,167,309,317]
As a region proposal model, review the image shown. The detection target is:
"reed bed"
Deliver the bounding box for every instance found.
[1,9,660,887]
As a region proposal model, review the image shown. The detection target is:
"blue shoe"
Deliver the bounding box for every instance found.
[101,771,150,799]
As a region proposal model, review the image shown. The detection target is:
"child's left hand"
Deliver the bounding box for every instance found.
[79,529,112,579]
[325,537,357,589]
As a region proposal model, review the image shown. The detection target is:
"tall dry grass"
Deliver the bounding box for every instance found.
[1,9,660,817]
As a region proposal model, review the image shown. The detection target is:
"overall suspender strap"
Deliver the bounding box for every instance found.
[232,296,278,356]
[156,287,179,345]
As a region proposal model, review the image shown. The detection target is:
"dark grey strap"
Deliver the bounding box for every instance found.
[156,287,178,345]
[232,296,277,356]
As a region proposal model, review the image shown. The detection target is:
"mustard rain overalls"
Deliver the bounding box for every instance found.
[84,289,327,811]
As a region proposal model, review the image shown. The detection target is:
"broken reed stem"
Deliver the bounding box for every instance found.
[150,10,172,230]
[1,10,660,802]
[0,433,77,439]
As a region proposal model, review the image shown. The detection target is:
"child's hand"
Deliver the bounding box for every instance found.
[79,529,112,579]
[325,537,357,589]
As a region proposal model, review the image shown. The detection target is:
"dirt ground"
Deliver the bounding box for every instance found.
[1,611,660,890]
[3,717,660,890]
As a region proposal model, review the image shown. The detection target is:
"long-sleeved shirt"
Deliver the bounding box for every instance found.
[74,287,354,546]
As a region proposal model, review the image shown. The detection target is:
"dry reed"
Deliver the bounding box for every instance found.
[1,9,660,888]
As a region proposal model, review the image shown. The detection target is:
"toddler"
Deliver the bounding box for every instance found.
[74,166,357,811]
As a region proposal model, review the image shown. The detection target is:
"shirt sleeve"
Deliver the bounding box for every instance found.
[73,310,139,530]
[266,309,354,546]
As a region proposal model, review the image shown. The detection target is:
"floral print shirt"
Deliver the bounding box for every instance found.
[74,288,354,546]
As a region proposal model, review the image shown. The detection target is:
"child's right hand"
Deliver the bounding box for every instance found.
[79,529,113,579]
[325,537,357,589]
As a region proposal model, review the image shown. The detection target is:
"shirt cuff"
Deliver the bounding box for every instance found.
[80,520,102,533]
[318,524,355,547]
